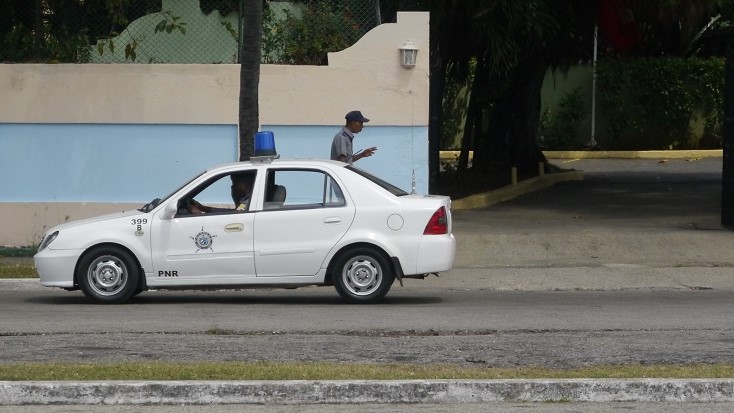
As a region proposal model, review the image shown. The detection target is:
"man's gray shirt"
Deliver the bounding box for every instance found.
[330,127,354,165]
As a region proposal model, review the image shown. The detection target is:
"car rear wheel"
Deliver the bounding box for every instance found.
[77,246,140,304]
[332,248,394,303]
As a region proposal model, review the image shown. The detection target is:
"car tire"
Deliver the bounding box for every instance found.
[332,247,394,303]
[77,246,140,304]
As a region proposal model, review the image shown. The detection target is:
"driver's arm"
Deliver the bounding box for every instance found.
[186,199,208,214]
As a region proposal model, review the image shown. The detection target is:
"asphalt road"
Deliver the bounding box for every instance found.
[2,283,734,367]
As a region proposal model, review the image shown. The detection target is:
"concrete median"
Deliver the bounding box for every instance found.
[2,379,734,405]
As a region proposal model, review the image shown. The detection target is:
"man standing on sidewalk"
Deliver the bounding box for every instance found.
[330,110,377,165]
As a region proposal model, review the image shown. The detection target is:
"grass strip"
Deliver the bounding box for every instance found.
[0,263,37,278]
[1,362,734,381]
[0,247,36,257]
[0,247,37,278]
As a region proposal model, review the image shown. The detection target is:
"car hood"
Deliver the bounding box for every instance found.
[46,209,143,233]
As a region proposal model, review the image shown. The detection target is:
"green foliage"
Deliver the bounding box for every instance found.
[264,1,363,65]
[221,21,239,43]
[0,0,162,63]
[0,247,36,257]
[96,34,144,62]
[2,0,374,64]
[0,23,92,63]
[154,11,187,35]
[441,61,475,150]
[261,3,278,63]
[95,10,184,62]
[124,39,139,61]
[539,87,587,150]
[596,57,724,149]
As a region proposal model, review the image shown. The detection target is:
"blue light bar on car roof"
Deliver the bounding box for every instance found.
[254,131,277,157]
[250,130,280,164]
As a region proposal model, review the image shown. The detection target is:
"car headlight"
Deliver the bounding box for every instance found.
[38,231,59,252]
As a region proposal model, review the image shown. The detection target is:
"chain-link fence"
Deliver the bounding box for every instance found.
[0,0,381,64]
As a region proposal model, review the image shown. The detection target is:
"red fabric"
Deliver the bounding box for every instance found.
[598,0,641,52]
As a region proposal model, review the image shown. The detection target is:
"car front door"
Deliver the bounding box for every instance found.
[150,172,257,284]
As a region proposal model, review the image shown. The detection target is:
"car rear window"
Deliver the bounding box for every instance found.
[345,166,409,196]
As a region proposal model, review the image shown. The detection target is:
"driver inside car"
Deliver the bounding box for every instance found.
[186,173,254,214]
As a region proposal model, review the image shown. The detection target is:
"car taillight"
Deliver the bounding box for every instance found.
[423,206,448,235]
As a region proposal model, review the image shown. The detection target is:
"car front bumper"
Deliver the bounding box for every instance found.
[34,248,82,288]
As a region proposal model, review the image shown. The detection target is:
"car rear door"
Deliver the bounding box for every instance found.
[253,168,355,277]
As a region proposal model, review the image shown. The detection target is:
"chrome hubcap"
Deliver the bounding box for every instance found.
[87,255,127,296]
[342,255,382,296]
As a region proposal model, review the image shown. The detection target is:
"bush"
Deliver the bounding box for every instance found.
[596,57,723,150]
[264,1,363,65]
[539,87,587,150]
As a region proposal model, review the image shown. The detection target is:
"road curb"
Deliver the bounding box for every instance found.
[2,379,734,405]
[543,149,723,159]
[439,149,722,161]
[452,170,583,210]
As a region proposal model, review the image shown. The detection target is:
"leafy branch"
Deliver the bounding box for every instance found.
[95,10,186,62]
[154,11,187,35]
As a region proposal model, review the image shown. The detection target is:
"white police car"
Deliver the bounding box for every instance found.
[34,137,455,304]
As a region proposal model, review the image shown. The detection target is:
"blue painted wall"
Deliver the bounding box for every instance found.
[0,123,428,203]
[263,125,428,195]
[0,124,238,203]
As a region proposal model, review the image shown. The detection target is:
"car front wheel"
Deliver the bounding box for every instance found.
[77,246,140,304]
[332,248,394,303]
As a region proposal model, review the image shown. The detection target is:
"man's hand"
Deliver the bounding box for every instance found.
[358,147,377,160]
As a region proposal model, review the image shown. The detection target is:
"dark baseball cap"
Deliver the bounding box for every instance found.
[345,110,370,123]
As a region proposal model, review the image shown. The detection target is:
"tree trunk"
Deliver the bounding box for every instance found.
[475,54,550,176]
[238,0,263,161]
[428,24,445,193]
[34,0,42,61]
[458,57,489,172]
[457,93,474,172]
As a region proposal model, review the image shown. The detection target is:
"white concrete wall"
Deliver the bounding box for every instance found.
[0,12,429,247]
[1,12,427,126]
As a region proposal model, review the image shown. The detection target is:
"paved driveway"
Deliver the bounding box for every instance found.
[448,157,734,291]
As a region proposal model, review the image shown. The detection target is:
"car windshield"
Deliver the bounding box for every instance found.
[345,165,409,196]
[138,170,207,213]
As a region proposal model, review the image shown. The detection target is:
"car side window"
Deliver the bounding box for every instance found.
[324,175,345,207]
[265,169,345,210]
[176,171,256,216]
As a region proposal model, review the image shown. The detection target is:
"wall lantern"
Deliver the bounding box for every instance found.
[399,40,418,68]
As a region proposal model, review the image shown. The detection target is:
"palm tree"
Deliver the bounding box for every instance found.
[238,0,263,161]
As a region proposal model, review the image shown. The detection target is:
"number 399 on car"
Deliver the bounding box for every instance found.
[34,156,456,304]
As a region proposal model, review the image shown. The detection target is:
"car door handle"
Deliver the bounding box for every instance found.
[225,223,244,232]
[323,217,341,224]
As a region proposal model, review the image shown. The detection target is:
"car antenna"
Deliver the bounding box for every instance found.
[410,89,416,195]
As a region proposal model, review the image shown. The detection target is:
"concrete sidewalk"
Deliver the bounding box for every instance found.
[2,379,734,405]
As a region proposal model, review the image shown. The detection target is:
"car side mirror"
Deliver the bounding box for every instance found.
[160,202,178,220]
